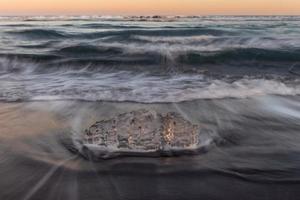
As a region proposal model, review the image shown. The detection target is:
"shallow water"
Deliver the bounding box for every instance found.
[1,96,300,199]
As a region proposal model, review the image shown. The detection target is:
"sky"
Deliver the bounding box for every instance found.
[0,0,300,15]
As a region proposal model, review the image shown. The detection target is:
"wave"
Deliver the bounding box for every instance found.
[29,78,300,103]
[77,23,206,29]
[1,23,34,27]
[7,27,234,40]
[179,48,300,64]
[7,29,67,39]
[77,23,146,29]
[18,41,58,49]
[2,16,300,103]
[53,44,123,56]
[126,35,300,53]
[0,62,299,102]
[2,47,300,71]
[78,28,234,38]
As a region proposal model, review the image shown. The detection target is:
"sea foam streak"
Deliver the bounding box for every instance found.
[0,16,300,103]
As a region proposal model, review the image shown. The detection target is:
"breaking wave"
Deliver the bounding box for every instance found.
[1,16,300,103]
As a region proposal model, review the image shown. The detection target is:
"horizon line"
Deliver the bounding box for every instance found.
[1,14,300,17]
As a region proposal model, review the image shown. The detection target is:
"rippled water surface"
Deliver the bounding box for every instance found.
[0,16,300,102]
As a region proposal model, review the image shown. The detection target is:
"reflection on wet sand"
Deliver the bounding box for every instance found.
[1,97,300,200]
[0,103,64,139]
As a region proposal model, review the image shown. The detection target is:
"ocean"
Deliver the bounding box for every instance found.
[0,15,300,200]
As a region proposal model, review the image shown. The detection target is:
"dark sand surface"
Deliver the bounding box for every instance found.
[1,96,300,200]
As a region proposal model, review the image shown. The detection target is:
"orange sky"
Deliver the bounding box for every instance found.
[0,0,300,15]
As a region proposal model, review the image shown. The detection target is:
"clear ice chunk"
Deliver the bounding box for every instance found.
[80,109,216,159]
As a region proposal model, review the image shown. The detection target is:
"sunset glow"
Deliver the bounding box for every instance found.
[1,0,300,15]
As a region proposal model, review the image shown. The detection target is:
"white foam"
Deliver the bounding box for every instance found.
[22,74,300,103]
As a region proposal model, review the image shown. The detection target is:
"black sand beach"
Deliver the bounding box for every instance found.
[1,96,300,200]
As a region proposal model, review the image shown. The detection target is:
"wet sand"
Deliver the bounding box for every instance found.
[1,96,300,200]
